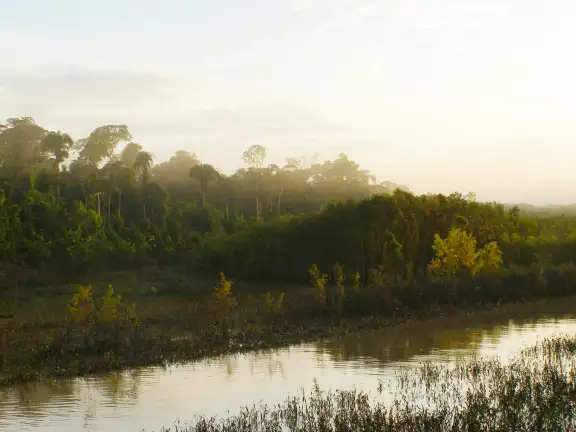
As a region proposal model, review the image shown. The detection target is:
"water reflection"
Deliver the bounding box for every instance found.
[0,380,79,418]
[95,370,143,406]
[1,298,576,432]
[316,300,576,369]
[201,348,288,379]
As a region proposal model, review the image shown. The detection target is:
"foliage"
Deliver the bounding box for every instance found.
[67,284,95,324]
[333,262,345,313]
[201,192,513,283]
[352,272,361,292]
[214,272,237,308]
[100,284,122,323]
[4,115,575,291]
[332,262,344,286]
[264,291,284,314]
[477,240,504,272]
[122,302,138,326]
[428,228,503,282]
[0,116,421,281]
[308,264,327,305]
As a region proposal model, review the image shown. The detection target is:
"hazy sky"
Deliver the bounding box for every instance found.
[1,0,575,204]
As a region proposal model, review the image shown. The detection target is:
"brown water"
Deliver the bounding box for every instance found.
[2,298,576,432]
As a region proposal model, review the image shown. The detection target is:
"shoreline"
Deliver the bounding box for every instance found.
[3,294,574,388]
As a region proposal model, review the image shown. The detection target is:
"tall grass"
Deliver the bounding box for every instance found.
[159,335,576,432]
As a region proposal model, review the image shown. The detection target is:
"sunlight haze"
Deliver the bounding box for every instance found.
[1,0,575,204]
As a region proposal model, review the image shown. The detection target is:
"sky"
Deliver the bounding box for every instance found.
[1,0,575,204]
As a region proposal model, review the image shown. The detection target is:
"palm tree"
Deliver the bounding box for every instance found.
[217,175,236,220]
[133,151,153,221]
[133,151,153,184]
[189,163,219,209]
[246,167,265,218]
[41,131,73,198]
[102,160,135,219]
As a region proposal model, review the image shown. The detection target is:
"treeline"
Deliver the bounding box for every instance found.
[0,116,406,277]
[1,116,575,285]
[0,117,407,216]
[199,191,576,282]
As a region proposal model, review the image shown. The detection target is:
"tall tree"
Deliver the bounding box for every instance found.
[75,125,131,214]
[120,142,143,168]
[76,125,132,167]
[42,131,74,173]
[0,117,47,176]
[133,151,153,185]
[102,160,135,219]
[133,150,154,221]
[242,145,267,218]
[42,131,74,198]
[242,145,267,169]
[153,150,199,181]
[215,175,236,219]
[189,163,219,209]
[267,164,289,216]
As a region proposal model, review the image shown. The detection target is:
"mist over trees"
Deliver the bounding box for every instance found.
[0,117,408,277]
[0,117,407,217]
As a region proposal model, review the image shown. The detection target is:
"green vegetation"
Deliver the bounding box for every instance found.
[0,116,575,287]
[0,117,408,283]
[3,116,576,385]
[158,335,576,431]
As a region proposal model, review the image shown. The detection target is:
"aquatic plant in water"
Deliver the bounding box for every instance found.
[158,335,576,432]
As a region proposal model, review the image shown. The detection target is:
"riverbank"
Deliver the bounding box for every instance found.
[2,262,576,387]
[156,335,576,432]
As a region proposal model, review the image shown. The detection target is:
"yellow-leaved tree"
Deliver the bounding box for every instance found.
[68,285,95,324]
[214,272,237,309]
[100,285,122,323]
[308,264,327,305]
[428,228,503,281]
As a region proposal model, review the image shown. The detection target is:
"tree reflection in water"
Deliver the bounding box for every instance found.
[200,348,289,380]
[314,299,575,368]
[94,369,144,406]
[0,380,78,424]
[0,368,145,426]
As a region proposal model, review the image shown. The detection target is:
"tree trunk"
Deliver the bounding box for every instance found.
[202,190,207,209]
[96,170,101,216]
[255,184,260,218]
[118,189,122,218]
[55,160,61,200]
[277,187,283,216]
[107,192,112,221]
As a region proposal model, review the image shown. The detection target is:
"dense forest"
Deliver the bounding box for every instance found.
[0,116,407,278]
[0,116,575,287]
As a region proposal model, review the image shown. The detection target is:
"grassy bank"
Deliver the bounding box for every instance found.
[2,260,576,387]
[157,335,576,431]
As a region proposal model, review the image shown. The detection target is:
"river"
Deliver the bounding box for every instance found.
[2,297,576,432]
